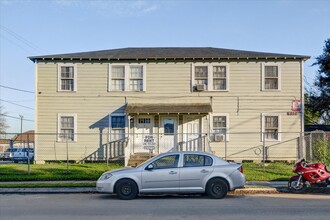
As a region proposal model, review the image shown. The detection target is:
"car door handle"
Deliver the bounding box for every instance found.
[200,169,209,173]
[169,171,177,175]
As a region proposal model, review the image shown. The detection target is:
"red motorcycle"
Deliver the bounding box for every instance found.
[288,159,330,193]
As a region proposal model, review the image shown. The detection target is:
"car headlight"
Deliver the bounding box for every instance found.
[99,173,113,181]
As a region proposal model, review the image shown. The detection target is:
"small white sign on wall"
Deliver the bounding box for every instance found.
[143,135,156,150]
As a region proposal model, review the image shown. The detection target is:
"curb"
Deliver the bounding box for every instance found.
[0,187,287,195]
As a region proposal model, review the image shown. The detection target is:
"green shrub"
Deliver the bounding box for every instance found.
[312,139,330,164]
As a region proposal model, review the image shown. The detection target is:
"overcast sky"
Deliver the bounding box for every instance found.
[0,0,329,133]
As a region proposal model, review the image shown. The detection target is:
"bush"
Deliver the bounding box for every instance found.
[312,139,330,164]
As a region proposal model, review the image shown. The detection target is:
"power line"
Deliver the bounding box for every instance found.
[0,25,47,54]
[0,99,34,110]
[0,84,34,94]
[0,114,34,122]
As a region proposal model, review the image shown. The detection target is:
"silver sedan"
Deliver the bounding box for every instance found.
[97,151,246,200]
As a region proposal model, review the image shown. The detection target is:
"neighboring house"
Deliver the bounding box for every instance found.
[12,130,35,148]
[29,47,309,164]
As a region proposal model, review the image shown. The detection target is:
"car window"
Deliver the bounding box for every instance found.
[150,155,179,169]
[184,154,213,167]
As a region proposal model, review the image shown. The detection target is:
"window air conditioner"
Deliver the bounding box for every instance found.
[196,84,206,91]
[214,134,225,142]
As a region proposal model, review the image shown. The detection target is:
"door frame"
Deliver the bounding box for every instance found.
[159,115,179,153]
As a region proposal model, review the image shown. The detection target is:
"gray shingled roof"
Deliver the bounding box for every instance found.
[29,47,310,62]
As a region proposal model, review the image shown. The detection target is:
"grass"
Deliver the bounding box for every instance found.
[0,163,122,182]
[0,162,294,183]
[243,162,293,181]
[0,183,96,188]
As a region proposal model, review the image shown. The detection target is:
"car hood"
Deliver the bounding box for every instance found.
[104,167,138,175]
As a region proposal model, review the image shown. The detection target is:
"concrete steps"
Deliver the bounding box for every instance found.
[128,153,154,167]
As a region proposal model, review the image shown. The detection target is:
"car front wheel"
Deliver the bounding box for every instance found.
[115,179,138,200]
[206,179,228,199]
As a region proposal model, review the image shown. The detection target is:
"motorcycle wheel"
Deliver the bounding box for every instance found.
[288,177,307,193]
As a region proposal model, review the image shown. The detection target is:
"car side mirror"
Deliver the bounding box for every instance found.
[146,164,154,170]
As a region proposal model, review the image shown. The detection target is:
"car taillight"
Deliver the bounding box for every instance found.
[238,166,243,173]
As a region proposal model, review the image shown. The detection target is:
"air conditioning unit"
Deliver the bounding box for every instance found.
[196,84,206,91]
[214,134,225,142]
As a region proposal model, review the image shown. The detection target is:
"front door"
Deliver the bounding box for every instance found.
[159,117,178,153]
[183,115,201,151]
[134,116,154,153]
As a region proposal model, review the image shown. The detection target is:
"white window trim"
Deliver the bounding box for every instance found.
[261,63,281,91]
[57,113,77,142]
[109,113,128,141]
[210,113,229,141]
[108,64,146,92]
[261,113,281,142]
[191,63,229,91]
[57,64,77,92]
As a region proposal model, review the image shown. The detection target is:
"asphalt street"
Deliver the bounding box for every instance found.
[0,193,329,220]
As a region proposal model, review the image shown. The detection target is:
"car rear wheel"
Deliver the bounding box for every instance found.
[206,179,228,199]
[115,179,138,200]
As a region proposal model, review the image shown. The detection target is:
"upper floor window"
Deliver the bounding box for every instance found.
[109,64,146,92]
[213,66,227,90]
[57,113,77,142]
[58,64,77,92]
[262,63,281,91]
[192,64,229,91]
[262,113,281,141]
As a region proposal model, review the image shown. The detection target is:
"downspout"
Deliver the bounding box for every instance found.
[299,59,305,160]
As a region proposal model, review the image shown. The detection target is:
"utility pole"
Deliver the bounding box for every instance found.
[19,115,23,148]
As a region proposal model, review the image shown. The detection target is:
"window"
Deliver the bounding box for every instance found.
[58,114,77,142]
[164,119,175,135]
[194,66,208,89]
[111,66,125,91]
[130,66,143,91]
[150,155,179,169]
[192,64,229,91]
[109,64,146,92]
[262,113,280,141]
[138,118,151,124]
[111,115,126,140]
[183,154,213,167]
[58,64,77,92]
[262,64,281,91]
[211,114,229,142]
[213,66,227,90]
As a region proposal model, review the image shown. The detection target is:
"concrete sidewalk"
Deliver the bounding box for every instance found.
[0,181,289,194]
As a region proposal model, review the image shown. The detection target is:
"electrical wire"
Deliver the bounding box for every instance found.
[0,99,34,110]
[0,114,34,122]
[0,84,34,94]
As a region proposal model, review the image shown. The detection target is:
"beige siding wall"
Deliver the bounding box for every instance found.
[35,60,302,162]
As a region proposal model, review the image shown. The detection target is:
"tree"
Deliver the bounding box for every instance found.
[307,39,330,124]
[0,105,9,133]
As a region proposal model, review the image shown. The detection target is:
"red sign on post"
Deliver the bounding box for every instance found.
[292,100,301,112]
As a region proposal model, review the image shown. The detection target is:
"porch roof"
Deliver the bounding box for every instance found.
[125,103,212,114]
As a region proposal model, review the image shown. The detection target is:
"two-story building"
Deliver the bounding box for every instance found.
[29,47,309,164]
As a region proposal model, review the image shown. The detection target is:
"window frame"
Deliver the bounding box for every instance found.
[57,64,77,92]
[148,154,180,170]
[210,113,229,142]
[183,154,213,167]
[108,64,146,92]
[192,63,229,92]
[57,113,77,142]
[109,113,128,141]
[261,113,281,142]
[261,63,281,91]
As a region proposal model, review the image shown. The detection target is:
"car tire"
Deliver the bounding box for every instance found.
[206,178,228,199]
[115,179,138,200]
